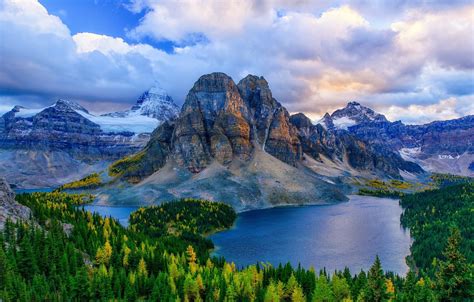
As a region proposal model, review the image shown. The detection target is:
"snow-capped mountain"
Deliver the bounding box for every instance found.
[0,86,180,188]
[319,101,474,176]
[104,85,179,120]
[320,101,388,130]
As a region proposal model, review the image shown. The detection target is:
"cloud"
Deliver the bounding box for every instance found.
[0,0,162,107]
[0,0,472,124]
[384,97,474,124]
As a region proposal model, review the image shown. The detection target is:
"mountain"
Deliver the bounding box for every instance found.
[103,84,179,121]
[290,113,422,178]
[0,87,179,188]
[99,73,421,210]
[321,102,474,176]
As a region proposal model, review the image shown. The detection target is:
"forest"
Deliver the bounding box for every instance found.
[1,185,472,301]
[400,182,474,273]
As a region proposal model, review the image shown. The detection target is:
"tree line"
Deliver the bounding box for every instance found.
[1,185,472,301]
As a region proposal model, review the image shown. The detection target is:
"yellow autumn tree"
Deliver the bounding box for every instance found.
[291,285,306,302]
[386,278,395,300]
[95,240,112,266]
[138,258,148,278]
[186,245,197,274]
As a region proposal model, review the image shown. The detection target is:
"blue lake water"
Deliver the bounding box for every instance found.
[15,189,411,274]
[14,188,54,194]
[209,195,411,275]
[80,205,139,227]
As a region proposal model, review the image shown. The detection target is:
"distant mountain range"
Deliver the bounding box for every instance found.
[319,101,474,177]
[0,85,179,188]
[95,72,466,210]
[1,73,472,206]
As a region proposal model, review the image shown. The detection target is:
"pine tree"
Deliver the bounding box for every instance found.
[435,228,473,301]
[364,256,389,302]
[264,280,280,302]
[312,275,333,302]
[332,274,351,301]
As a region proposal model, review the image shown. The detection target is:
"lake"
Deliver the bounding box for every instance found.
[14,188,54,194]
[15,189,412,275]
[80,205,139,227]
[209,195,411,275]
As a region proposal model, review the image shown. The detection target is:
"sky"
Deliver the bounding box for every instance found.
[0,0,473,124]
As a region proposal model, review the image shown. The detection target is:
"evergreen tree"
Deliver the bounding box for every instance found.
[435,228,473,301]
[312,275,333,302]
[332,274,351,301]
[364,256,389,302]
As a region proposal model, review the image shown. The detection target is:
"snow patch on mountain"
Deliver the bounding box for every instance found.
[75,110,160,133]
[332,116,356,130]
[399,147,422,161]
[11,106,45,118]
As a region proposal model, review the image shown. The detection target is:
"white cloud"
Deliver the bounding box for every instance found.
[384,97,473,124]
[0,0,161,105]
[0,0,472,123]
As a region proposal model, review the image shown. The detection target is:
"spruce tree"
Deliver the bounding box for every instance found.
[364,256,389,302]
[435,228,473,301]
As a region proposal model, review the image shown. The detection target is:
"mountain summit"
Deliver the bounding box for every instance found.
[321,101,388,130]
[104,84,179,121]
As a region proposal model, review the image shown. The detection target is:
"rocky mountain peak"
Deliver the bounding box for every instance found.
[173,72,251,172]
[181,72,249,121]
[331,101,388,125]
[120,72,302,177]
[237,74,274,115]
[54,99,89,113]
[289,113,313,130]
[11,105,25,112]
[105,84,179,121]
[318,101,388,130]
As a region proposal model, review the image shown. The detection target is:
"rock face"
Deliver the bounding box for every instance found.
[320,102,474,176]
[0,86,180,187]
[173,73,253,172]
[237,75,301,165]
[171,73,301,173]
[331,101,388,125]
[0,177,30,229]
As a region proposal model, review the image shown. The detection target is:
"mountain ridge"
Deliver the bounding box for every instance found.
[324,102,474,176]
[99,72,426,209]
[0,86,180,188]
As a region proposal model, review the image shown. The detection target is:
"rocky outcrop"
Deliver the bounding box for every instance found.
[116,73,304,178]
[173,73,253,172]
[0,177,30,229]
